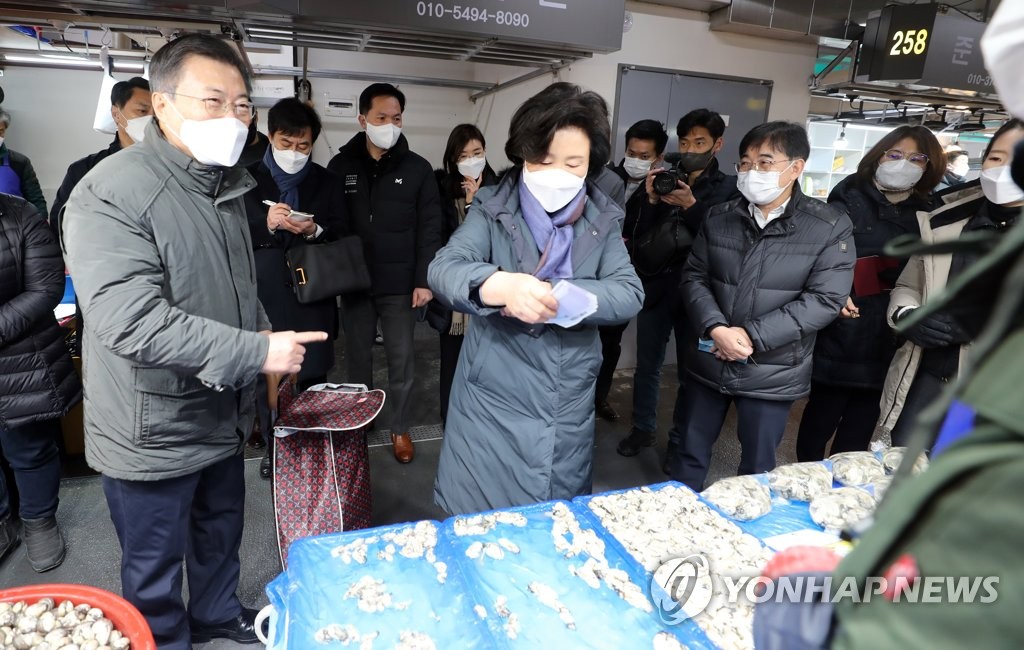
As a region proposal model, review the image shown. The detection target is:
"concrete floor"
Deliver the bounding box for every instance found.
[0,321,807,648]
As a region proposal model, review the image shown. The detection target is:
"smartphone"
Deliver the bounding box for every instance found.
[288,210,314,222]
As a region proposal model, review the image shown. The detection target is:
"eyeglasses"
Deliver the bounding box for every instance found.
[166,92,255,119]
[735,159,795,173]
[883,149,929,166]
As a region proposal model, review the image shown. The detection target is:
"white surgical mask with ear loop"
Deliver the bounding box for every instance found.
[623,156,653,180]
[457,156,487,179]
[272,147,310,175]
[982,2,1024,119]
[165,99,249,167]
[980,165,1024,205]
[365,122,401,150]
[875,159,925,191]
[522,167,585,212]
[736,163,794,206]
[124,115,153,143]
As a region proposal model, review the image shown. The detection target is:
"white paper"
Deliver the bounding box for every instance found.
[545,280,598,328]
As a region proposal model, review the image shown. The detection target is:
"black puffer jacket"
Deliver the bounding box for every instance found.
[682,185,856,400]
[812,175,937,389]
[0,194,81,428]
[624,157,740,310]
[327,132,443,296]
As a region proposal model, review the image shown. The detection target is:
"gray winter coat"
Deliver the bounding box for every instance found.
[428,172,644,515]
[682,186,855,400]
[62,121,270,480]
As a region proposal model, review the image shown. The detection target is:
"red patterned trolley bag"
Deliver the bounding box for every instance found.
[269,376,385,567]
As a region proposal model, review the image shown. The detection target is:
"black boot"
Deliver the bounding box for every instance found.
[259,447,272,480]
[595,399,620,422]
[21,516,65,572]
[616,427,656,457]
[0,516,19,564]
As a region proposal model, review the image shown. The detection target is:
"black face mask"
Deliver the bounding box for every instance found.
[235,126,267,168]
[677,150,715,174]
[1012,139,1024,192]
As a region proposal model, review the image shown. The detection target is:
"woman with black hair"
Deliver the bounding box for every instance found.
[428,83,644,514]
[797,125,944,460]
[880,118,1024,445]
[429,124,498,426]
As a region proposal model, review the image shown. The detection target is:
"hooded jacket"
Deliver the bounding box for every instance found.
[682,185,855,401]
[62,121,270,480]
[0,195,81,428]
[811,175,936,390]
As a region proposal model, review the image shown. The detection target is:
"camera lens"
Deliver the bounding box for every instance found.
[652,170,679,195]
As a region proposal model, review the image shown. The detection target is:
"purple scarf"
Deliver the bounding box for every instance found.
[518,177,587,280]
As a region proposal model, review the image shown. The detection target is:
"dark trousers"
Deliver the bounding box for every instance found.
[0,420,61,521]
[340,293,416,433]
[631,282,686,434]
[439,332,464,426]
[891,371,945,447]
[596,322,629,404]
[796,382,882,461]
[671,380,794,491]
[102,455,245,650]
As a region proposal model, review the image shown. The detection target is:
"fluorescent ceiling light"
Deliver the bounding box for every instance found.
[4,54,99,67]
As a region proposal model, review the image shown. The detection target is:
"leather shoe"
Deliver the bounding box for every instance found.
[392,433,414,464]
[247,435,266,450]
[259,448,272,480]
[616,427,656,457]
[595,399,620,422]
[190,607,263,644]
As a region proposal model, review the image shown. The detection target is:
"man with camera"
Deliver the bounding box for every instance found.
[616,109,739,466]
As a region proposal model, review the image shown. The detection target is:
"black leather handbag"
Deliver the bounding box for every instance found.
[630,213,694,276]
[285,236,371,304]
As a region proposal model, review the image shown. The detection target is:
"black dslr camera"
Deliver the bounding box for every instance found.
[651,152,685,195]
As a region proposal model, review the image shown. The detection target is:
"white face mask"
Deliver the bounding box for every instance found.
[736,167,791,206]
[457,156,486,179]
[522,166,586,212]
[980,165,1024,205]
[125,115,153,143]
[166,100,249,167]
[365,122,401,150]
[623,156,653,180]
[982,2,1024,119]
[875,159,925,191]
[272,147,310,175]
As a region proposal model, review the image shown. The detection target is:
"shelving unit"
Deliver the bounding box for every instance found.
[802,121,891,200]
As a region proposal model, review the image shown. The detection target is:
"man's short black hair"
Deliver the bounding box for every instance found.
[110,77,150,108]
[625,119,668,155]
[149,34,251,95]
[359,83,406,115]
[268,97,322,142]
[738,121,810,160]
[505,82,611,177]
[676,109,726,141]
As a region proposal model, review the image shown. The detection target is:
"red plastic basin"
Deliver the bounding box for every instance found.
[0,583,156,650]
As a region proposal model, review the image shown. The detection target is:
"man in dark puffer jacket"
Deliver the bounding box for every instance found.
[0,194,81,572]
[327,83,443,464]
[676,121,855,490]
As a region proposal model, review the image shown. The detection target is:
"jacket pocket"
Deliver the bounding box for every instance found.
[753,341,801,367]
[132,367,230,448]
[466,329,495,384]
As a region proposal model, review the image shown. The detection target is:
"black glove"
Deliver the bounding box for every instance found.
[902,310,971,348]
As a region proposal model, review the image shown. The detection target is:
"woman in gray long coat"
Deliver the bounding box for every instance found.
[428,83,644,515]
